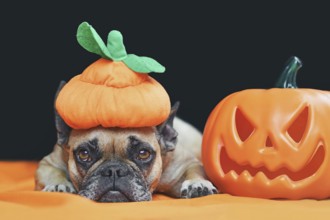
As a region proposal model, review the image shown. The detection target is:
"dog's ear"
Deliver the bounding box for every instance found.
[54,81,71,147]
[156,102,179,153]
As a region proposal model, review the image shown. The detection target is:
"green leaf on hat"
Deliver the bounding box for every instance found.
[123,54,165,73]
[76,22,113,59]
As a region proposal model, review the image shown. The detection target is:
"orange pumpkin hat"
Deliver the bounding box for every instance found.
[56,22,170,129]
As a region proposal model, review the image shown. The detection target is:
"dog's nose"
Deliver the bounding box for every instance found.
[101,164,129,178]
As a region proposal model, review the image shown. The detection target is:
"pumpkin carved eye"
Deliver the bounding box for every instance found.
[287,106,309,144]
[235,108,255,142]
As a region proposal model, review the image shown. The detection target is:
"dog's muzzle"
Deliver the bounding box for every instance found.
[78,161,151,202]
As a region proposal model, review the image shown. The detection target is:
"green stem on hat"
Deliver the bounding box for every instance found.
[275,56,302,88]
[76,22,165,74]
[107,30,127,60]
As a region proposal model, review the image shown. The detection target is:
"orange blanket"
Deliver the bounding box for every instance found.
[1,161,330,220]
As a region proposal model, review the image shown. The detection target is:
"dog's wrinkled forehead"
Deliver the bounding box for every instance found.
[68,127,160,154]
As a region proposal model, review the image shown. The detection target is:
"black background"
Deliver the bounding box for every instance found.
[1,2,329,160]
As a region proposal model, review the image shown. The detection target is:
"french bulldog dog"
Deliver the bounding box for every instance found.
[35,82,218,202]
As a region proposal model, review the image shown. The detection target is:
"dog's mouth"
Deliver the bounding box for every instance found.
[78,177,152,202]
[78,189,132,202]
[98,190,130,203]
[220,145,325,181]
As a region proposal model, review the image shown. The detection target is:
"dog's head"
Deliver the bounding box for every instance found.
[54,81,179,202]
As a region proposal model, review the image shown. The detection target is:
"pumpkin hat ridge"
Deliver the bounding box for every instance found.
[55,22,171,129]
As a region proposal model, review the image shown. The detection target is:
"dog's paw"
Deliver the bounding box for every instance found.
[43,184,76,193]
[180,179,218,198]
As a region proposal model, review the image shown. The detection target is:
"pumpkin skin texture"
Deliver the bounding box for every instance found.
[202,57,330,199]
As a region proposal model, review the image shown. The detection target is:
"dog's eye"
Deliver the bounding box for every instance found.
[137,149,151,160]
[78,149,91,162]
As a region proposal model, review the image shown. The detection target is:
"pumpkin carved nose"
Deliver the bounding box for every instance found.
[265,136,273,147]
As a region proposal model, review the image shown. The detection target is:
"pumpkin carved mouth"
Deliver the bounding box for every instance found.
[220,145,325,181]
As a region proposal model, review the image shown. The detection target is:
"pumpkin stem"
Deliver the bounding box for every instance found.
[275,56,302,88]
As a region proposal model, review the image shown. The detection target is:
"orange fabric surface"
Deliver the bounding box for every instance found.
[1,161,330,220]
[56,58,171,130]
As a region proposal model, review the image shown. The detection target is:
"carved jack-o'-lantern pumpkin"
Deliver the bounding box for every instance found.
[202,57,330,199]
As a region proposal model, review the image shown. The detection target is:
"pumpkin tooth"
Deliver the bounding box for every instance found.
[227,170,238,180]
[265,162,283,173]
[274,174,292,184]
[240,170,253,182]
[254,172,270,184]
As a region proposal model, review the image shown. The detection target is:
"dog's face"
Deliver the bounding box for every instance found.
[54,82,179,202]
[66,127,163,202]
